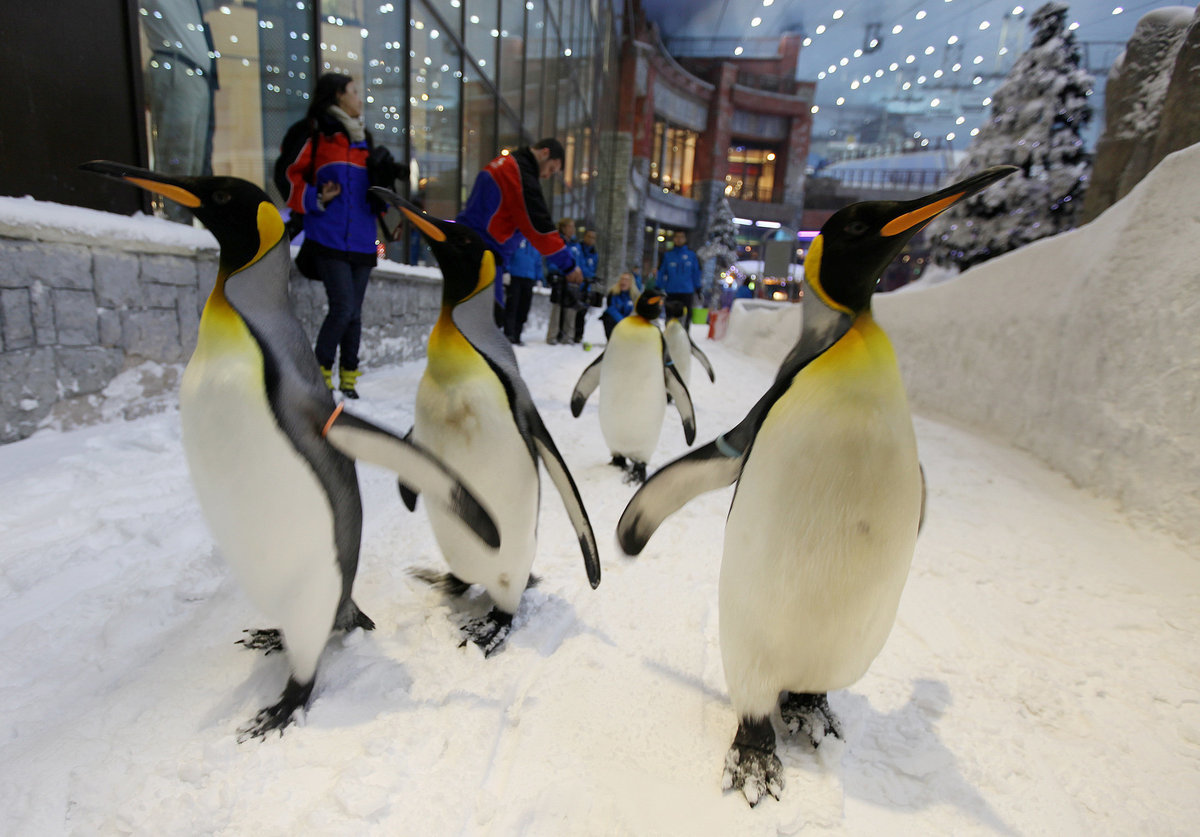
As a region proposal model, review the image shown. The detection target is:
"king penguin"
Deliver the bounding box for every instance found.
[370,187,601,656]
[663,298,715,390]
[79,162,499,739]
[570,292,696,483]
[616,166,1017,805]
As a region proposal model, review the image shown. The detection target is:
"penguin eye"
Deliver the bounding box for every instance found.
[844,220,870,236]
[212,190,232,205]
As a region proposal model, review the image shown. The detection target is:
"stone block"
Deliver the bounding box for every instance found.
[94,250,142,307]
[178,287,200,353]
[0,347,56,443]
[139,282,187,310]
[1,287,34,350]
[30,281,55,345]
[0,241,92,290]
[54,289,100,346]
[55,346,125,396]
[98,309,122,346]
[121,308,183,362]
[140,254,197,287]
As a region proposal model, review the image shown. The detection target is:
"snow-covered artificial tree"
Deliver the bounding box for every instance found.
[927,2,1093,270]
[697,195,739,309]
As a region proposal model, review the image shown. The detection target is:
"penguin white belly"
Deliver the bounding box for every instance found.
[719,319,922,717]
[664,321,692,388]
[599,322,666,463]
[414,336,538,614]
[180,304,341,662]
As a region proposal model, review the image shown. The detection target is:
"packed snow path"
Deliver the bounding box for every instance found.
[1,319,1197,835]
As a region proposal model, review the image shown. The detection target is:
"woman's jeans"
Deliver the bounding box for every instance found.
[314,255,372,371]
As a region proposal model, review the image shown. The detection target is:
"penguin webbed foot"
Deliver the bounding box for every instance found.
[459,607,513,658]
[722,716,783,807]
[622,461,648,484]
[334,598,376,633]
[236,628,284,655]
[609,454,627,469]
[236,676,314,743]
[780,691,843,746]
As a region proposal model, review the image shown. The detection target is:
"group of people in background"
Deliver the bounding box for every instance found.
[269,71,708,398]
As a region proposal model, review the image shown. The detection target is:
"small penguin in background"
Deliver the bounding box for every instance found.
[663,298,715,389]
[617,166,1017,805]
[79,162,499,740]
[571,292,696,483]
[370,187,600,656]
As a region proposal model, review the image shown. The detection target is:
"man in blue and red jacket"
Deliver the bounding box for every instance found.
[457,139,581,291]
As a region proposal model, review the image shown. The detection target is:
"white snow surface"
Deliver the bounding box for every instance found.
[2,312,1198,834]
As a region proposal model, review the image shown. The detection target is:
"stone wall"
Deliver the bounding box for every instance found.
[1082,5,1200,222]
[0,223,549,444]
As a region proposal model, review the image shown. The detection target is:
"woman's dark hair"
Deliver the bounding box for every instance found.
[306,73,354,122]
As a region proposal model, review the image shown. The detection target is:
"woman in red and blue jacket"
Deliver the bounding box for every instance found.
[285,72,377,398]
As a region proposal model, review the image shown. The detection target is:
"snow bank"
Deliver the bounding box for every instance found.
[874,142,1200,544]
[0,194,216,252]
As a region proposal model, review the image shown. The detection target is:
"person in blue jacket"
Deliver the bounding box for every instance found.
[656,230,702,328]
[600,272,636,339]
[571,228,599,343]
[504,234,544,345]
[285,72,380,398]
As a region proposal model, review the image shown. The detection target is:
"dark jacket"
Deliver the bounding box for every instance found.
[456,146,576,274]
[657,244,702,295]
[285,113,378,262]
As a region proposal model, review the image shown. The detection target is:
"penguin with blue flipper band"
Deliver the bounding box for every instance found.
[369,186,601,657]
[616,166,1017,805]
[570,292,696,484]
[79,162,500,740]
[662,298,715,388]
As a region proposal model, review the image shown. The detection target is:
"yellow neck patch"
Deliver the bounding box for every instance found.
[249,202,285,268]
[804,235,853,315]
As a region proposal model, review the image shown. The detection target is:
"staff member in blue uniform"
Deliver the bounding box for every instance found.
[656,230,702,328]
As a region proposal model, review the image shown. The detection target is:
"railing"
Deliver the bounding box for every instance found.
[821,167,949,191]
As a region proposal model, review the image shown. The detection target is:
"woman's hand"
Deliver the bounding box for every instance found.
[318,180,342,206]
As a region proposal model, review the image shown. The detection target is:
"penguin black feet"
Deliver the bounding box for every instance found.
[459,607,513,657]
[237,628,284,654]
[609,454,627,469]
[334,598,376,633]
[780,691,843,746]
[236,676,314,742]
[623,461,648,484]
[722,715,783,807]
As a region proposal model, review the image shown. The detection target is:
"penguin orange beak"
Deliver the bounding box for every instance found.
[880,165,1018,237]
[79,160,202,208]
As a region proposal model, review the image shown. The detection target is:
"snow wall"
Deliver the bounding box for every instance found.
[728,143,1200,545]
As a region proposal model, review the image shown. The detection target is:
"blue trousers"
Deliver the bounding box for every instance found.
[314,255,372,371]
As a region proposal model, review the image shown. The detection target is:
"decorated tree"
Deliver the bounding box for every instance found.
[697,195,739,308]
[928,2,1093,270]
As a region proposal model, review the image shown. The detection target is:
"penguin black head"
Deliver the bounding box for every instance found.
[636,291,664,320]
[370,186,495,306]
[80,161,285,276]
[663,299,687,322]
[807,165,1017,315]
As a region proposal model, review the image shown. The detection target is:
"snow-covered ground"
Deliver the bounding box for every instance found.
[1,299,1197,833]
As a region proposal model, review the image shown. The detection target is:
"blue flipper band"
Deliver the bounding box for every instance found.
[715,434,742,459]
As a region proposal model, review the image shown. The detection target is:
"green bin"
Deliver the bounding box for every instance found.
[691,307,709,325]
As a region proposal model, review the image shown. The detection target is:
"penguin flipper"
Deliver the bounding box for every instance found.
[616,437,745,555]
[690,337,716,382]
[527,410,601,588]
[570,352,604,417]
[324,410,500,549]
[664,365,696,445]
[397,426,419,511]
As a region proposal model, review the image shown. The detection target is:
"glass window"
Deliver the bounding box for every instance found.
[410,0,462,219]
[425,0,463,39]
[498,0,525,117]
[726,145,778,203]
[462,60,498,205]
[464,0,498,84]
[649,118,696,197]
[524,0,546,139]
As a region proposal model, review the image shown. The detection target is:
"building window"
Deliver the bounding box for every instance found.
[650,118,696,197]
[726,145,778,202]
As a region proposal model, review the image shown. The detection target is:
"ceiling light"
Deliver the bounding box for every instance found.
[853,48,863,57]
[1112,6,1123,13]
[889,62,899,71]
[836,96,845,105]
[970,127,980,136]
[956,116,965,124]
[946,132,956,141]
[803,37,812,46]
[816,24,826,34]
[906,54,916,63]
[925,45,935,54]
[1069,21,1079,30]
[979,20,991,29]
[817,71,826,78]
[1012,5,1024,13]
[916,10,927,19]
[840,57,849,65]
[832,9,844,19]
[947,34,959,44]
[734,45,744,55]
[875,69,884,77]
[751,16,761,26]
[811,105,819,113]
[893,24,903,34]
[851,80,860,89]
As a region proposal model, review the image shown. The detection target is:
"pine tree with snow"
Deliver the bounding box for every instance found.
[697,196,739,307]
[928,2,1093,270]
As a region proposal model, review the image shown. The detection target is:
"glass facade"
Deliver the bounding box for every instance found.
[649,118,697,197]
[725,145,778,203]
[135,0,614,233]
